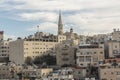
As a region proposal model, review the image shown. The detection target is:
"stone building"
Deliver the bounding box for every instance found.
[106,40,120,58]
[56,40,76,66]
[76,43,104,67]
[9,38,58,65]
[111,28,120,41]
[99,58,120,80]
[0,31,12,62]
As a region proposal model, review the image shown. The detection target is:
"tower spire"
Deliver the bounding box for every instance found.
[58,10,63,35]
[58,10,62,25]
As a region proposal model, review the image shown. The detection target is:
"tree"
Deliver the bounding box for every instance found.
[33,54,56,66]
[25,56,33,65]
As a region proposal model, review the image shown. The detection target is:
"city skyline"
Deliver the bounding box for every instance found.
[0,0,120,39]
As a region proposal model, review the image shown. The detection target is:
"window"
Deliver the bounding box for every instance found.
[86,56,91,62]
[62,58,69,61]
[115,46,117,48]
[87,52,89,54]
[117,72,120,75]
[100,52,103,54]
[81,52,83,55]
[62,53,68,55]
[102,78,107,80]
[78,71,81,74]
[79,56,84,62]
[80,64,83,66]
[93,58,98,62]
[111,72,114,74]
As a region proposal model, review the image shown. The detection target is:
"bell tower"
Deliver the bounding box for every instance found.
[58,11,63,35]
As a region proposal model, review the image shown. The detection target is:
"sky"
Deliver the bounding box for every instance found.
[0,0,120,39]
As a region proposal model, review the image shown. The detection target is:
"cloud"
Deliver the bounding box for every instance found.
[4,34,17,40]
[27,22,58,34]
[1,0,120,11]
[18,11,58,21]
[0,0,120,36]
[63,8,120,35]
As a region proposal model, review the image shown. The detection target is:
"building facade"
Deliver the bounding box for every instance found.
[99,59,120,80]
[76,43,104,67]
[111,28,120,41]
[0,31,13,62]
[56,40,76,66]
[9,39,58,65]
[107,40,120,58]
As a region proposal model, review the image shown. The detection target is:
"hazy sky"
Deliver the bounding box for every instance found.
[0,0,120,39]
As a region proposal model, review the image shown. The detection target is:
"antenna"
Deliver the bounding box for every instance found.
[37,25,39,32]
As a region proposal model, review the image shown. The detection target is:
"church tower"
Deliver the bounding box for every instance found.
[58,11,63,35]
[70,28,73,34]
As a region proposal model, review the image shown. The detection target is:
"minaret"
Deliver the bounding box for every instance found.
[58,11,63,35]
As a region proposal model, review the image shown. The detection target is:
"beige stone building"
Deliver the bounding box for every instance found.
[99,59,120,80]
[9,39,58,65]
[0,65,11,79]
[107,40,120,58]
[0,39,12,62]
[92,34,110,43]
[0,31,3,41]
[56,40,76,66]
[76,43,104,67]
[0,62,20,79]
[111,28,120,41]
[73,67,86,80]
[0,31,13,62]
[22,67,53,78]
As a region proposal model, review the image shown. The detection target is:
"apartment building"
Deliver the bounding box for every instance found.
[99,58,120,80]
[107,40,120,58]
[0,31,12,62]
[111,28,120,41]
[0,40,11,62]
[9,38,58,65]
[56,40,75,66]
[76,43,104,67]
